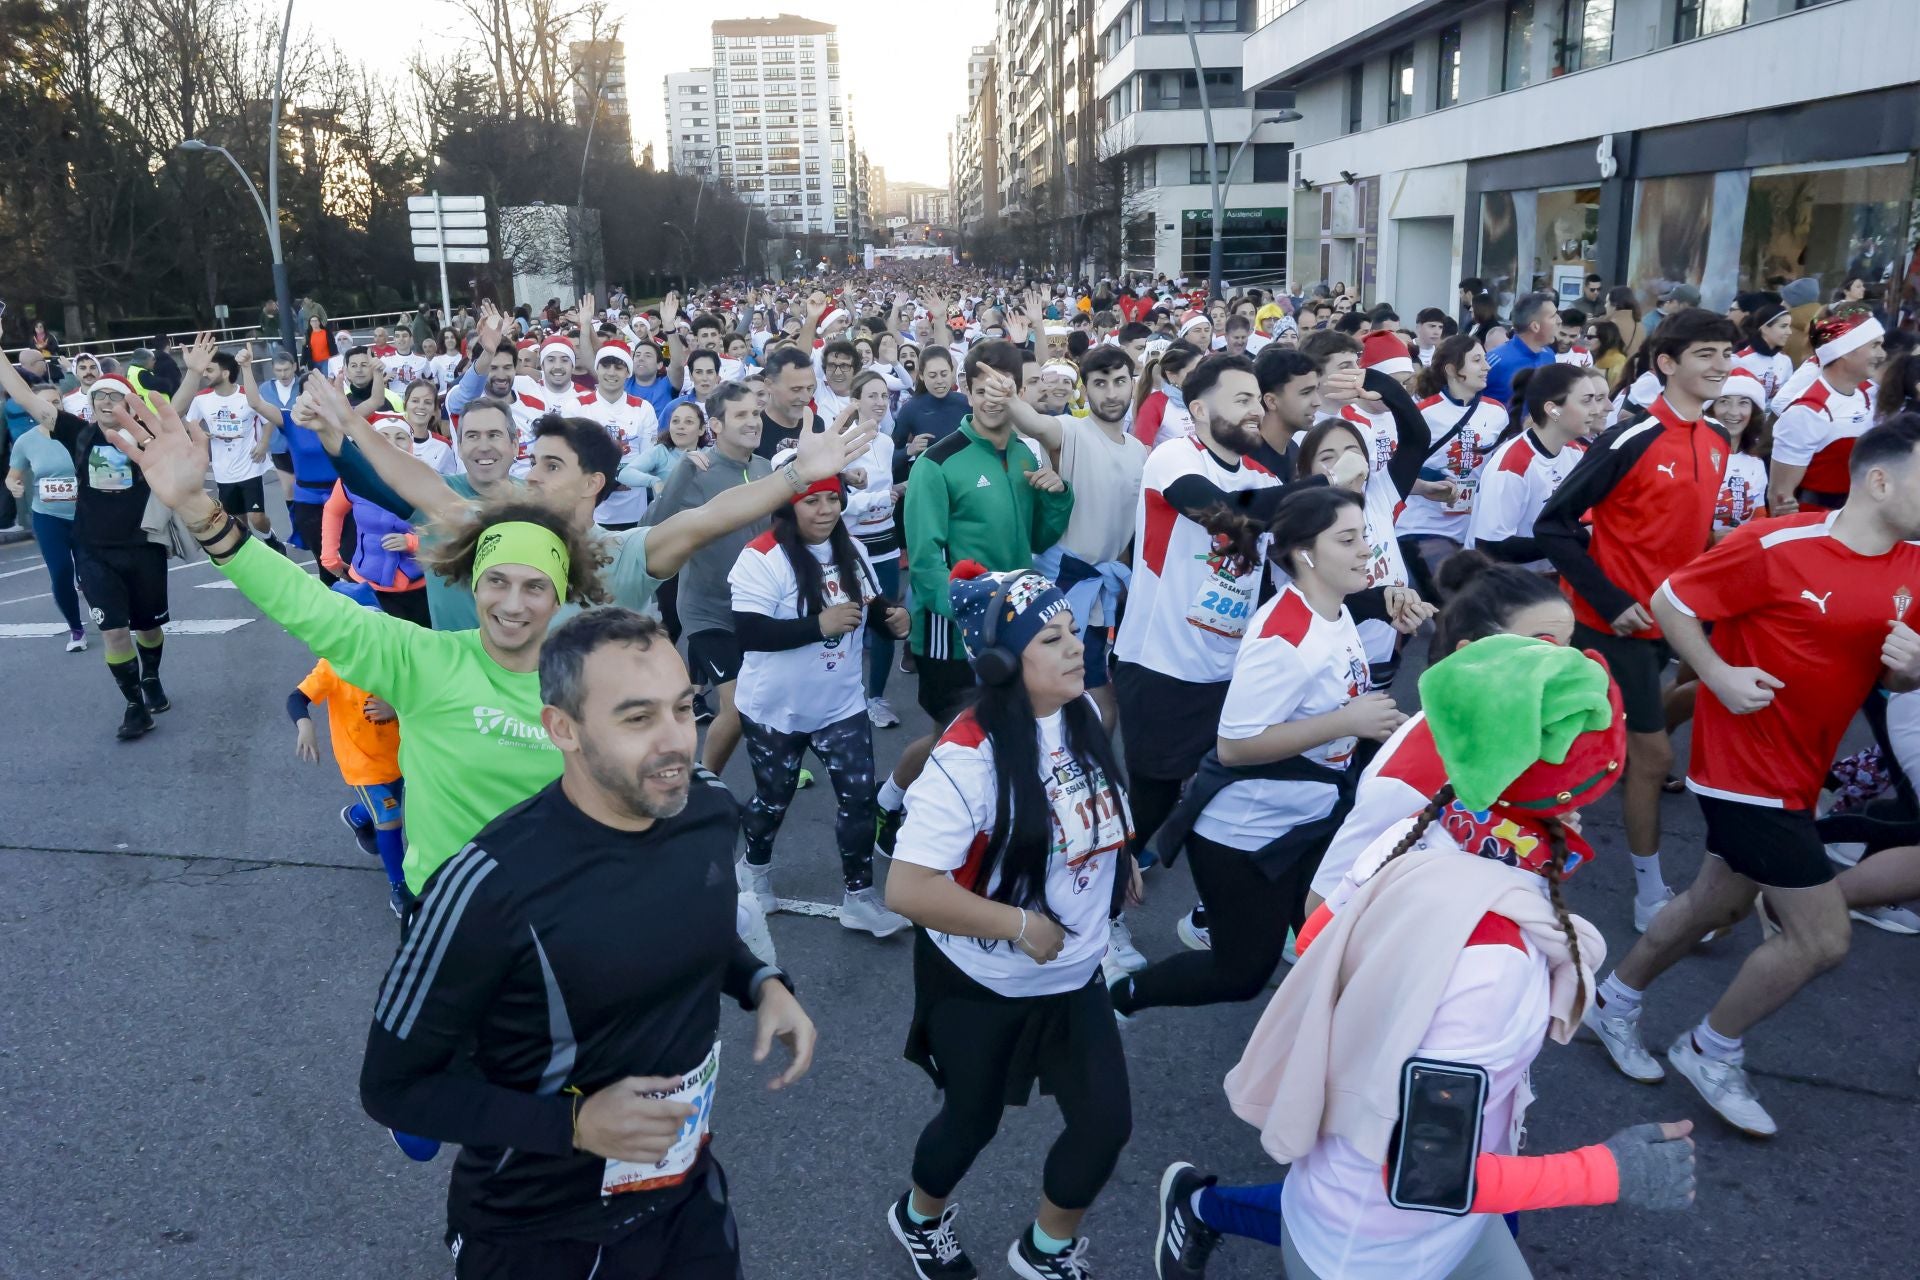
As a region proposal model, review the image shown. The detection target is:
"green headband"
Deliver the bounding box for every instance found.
[472,521,570,598]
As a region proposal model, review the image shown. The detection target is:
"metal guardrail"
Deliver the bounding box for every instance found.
[22,311,414,363]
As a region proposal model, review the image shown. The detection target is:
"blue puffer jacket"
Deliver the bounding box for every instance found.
[349,488,422,589]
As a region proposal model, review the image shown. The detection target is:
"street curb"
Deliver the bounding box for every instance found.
[0,526,31,546]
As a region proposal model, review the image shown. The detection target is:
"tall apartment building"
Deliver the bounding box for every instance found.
[711,15,855,241]
[1094,0,1297,283]
[992,0,1104,271]
[1245,0,1920,315]
[663,69,717,178]
[954,47,1001,237]
[571,40,631,144]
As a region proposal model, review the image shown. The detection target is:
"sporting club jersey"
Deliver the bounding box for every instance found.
[729,532,873,734]
[894,703,1128,997]
[1395,394,1510,540]
[1661,510,1920,810]
[1467,430,1585,572]
[1772,375,1873,501]
[186,388,271,485]
[1116,436,1280,683]
[1310,711,1443,903]
[1734,345,1793,408]
[1713,452,1768,533]
[506,375,587,475]
[1194,586,1370,852]
[574,389,662,526]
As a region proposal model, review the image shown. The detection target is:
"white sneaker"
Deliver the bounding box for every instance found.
[868,696,901,728]
[1668,1032,1777,1137]
[65,630,88,653]
[840,886,911,937]
[736,860,775,915]
[735,891,778,967]
[1826,841,1866,868]
[1582,997,1666,1082]
[1851,903,1920,935]
[1634,887,1675,934]
[1176,907,1211,951]
[1107,915,1149,973]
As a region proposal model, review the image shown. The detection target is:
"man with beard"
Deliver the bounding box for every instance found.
[359,606,816,1278]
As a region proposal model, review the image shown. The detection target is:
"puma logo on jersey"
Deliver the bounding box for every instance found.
[1655,462,1677,479]
[1800,589,1832,614]
[975,475,992,488]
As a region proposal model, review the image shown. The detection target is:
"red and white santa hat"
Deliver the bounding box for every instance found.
[539,334,576,364]
[1715,366,1767,408]
[817,306,850,335]
[1176,312,1211,340]
[595,340,633,372]
[88,374,138,401]
[1811,308,1884,366]
[1361,330,1415,378]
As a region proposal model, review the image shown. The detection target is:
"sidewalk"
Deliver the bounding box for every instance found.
[0,525,32,546]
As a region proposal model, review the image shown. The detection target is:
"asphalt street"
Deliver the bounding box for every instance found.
[2,480,1916,1280]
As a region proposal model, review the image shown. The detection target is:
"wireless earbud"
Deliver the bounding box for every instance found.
[1300,551,1315,569]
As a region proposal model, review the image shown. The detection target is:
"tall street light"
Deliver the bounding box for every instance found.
[662,220,694,287]
[180,0,296,358]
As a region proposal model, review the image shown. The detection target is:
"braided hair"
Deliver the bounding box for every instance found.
[1372,782,1588,1014]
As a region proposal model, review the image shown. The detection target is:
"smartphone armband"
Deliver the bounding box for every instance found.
[1386,1056,1490,1216]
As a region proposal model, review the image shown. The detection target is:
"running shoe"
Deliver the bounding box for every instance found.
[116,702,155,741]
[340,805,381,860]
[1633,886,1674,934]
[875,806,905,860]
[869,696,901,728]
[693,692,715,725]
[1668,1032,1777,1137]
[796,767,815,791]
[1008,1231,1095,1280]
[1107,915,1149,973]
[388,883,411,920]
[737,891,778,967]
[887,1194,978,1280]
[1582,997,1666,1083]
[389,1129,441,1161]
[65,629,87,653]
[736,860,775,915]
[139,676,170,714]
[1851,903,1920,935]
[1154,1162,1222,1280]
[1176,906,1211,952]
[840,886,911,937]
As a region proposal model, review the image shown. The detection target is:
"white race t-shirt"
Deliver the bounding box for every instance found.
[1193,586,1369,851]
[575,389,662,526]
[1735,346,1793,408]
[1772,375,1873,494]
[185,388,270,485]
[61,389,95,423]
[1114,436,1280,683]
[1394,395,1510,540]
[429,352,465,393]
[894,702,1128,997]
[729,532,872,734]
[507,375,587,475]
[381,351,431,388]
[1713,451,1769,533]
[1309,711,1441,903]
[1465,430,1585,572]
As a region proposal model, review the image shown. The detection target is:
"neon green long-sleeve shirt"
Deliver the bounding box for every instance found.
[220,539,558,891]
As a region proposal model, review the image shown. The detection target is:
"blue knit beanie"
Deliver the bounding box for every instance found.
[948,560,1070,667]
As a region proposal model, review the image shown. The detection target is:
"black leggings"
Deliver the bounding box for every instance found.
[1127,774,1184,862]
[1113,834,1317,1015]
[740,710,877,890]
[289,500,349,589]
[375,586,432,627]
[911,964,1132,1212]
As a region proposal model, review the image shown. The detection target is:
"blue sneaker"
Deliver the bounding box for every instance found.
[390,1129,441,1161]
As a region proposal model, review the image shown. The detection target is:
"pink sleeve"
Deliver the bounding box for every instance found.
[1468,1145,1620,1212]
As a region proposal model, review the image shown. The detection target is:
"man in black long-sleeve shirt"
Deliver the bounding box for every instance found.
[360,607,816,1279]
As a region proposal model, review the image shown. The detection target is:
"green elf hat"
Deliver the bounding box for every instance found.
[1417,633,1626,816]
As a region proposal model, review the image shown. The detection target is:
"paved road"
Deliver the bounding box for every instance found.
[2,488,1915,1279]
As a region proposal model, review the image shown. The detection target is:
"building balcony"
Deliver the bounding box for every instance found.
[1095,31,1247,97]
[1100,105,1267,157]
[1245,0,1447,89]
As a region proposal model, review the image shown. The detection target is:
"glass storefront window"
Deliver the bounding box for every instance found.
[1740,158,1916,299]
[1184,206,1288,280]
[1535,186,1601,302]
[1479,191,1521,310]
[1627,173,1716,312]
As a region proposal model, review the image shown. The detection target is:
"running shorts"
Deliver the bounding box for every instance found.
[913,655,977,729]
[1696,793,1832,889]
[687,628,744,687]
[1572,624,1672,734]
[217,477,267,515]
[1112,661,1230,782]
[74,542,170,633]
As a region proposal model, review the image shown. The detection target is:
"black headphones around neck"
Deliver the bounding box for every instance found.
[971,574,1022,687]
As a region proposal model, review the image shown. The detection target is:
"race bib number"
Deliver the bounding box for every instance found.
[1363,538,1395,589]
[87,445,134,492]
[600,1041,721,1197]
[1185,570,1254,639]
[1049,750,1128,894]
[38,475,78,504]
[207,412,247,440]
[1444,475,1478,515]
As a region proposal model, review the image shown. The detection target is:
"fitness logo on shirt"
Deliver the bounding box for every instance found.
[470,705,550,745]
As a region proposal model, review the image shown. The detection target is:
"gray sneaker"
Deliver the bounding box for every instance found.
[1668,1032,1778,1137]
[840,886,911,937]
[1583,997,1666,1083]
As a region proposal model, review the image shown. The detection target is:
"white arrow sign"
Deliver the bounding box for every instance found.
[407,194,485,213]
[409,210,488,230]
[411,227,489,246]
[415,246,490,264]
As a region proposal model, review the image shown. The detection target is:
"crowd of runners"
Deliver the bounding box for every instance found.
[8,260,1920,1279]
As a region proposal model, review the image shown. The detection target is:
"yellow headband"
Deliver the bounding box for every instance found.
[471,521,570,598]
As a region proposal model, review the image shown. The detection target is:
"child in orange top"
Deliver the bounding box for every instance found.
[290,652,408,917]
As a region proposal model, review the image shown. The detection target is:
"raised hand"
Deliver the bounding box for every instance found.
[794,406,878,483]
[101,395,210,510]
[181,331,218,378]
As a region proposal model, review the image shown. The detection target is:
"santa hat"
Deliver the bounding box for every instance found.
[1176,312,1210,340]
[1715,367,1767,408]
[539,335,576,364]
[595,340,634,372]
[88,374,137,401]
[1361,330,1415,378]
[817,307,849,334]
[1811,308,1884,366]
[514,338,540,353]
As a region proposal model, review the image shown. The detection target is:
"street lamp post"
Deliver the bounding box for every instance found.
[663,220,694,288]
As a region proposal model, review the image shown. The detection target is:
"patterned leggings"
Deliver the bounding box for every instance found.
[740,710,878,890]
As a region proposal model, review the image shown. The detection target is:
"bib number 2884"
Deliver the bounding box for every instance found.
[1186,581,1252,639]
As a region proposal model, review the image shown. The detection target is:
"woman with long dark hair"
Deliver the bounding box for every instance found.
[1152,638,1693,1280]
[1735,302,1795,408]
[729,454,912,938]
[1398,335,1507,585]
[884,562,1138,1280]
[1131,339,1202,447]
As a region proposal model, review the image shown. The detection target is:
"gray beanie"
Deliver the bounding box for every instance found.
[1780,278,1820,309]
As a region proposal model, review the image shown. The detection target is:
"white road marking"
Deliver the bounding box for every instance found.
[0,563,51,581]
[196,580,238,589]
[0,618,252,638]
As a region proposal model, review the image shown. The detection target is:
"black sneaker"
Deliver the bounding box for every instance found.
[116,701,155,741]
[341,806,381,859]
[874,806,905,860]
[1008,1231,1094,1279]
[694,692,715,725]
[388,883,413,920]
[1154,1162,1222,1279]
[886,1193,977,1280]
[140,676,171,714]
